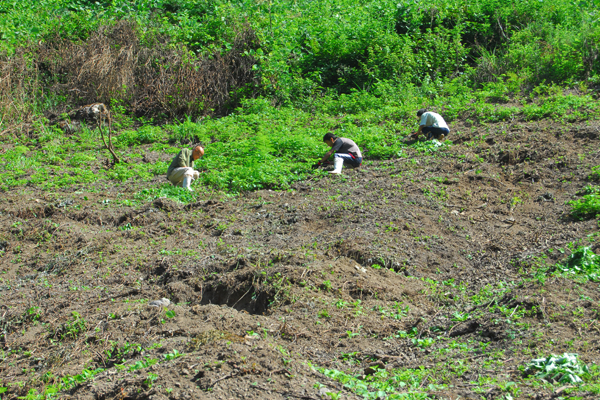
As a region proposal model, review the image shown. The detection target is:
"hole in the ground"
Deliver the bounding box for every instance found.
[200,283,273,315]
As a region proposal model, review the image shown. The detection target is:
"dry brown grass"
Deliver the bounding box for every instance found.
[40,21,260,119]
[0,49,42,136]
[0,20,259,132]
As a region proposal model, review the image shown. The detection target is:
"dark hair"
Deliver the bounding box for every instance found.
[323,133,338,142]
[416,108,428,117]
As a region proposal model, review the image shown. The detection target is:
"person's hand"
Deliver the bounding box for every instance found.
[312,161,322,169]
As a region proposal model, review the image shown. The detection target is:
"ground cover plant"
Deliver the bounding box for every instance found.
[1,1,600,399]
[524,353,591,384]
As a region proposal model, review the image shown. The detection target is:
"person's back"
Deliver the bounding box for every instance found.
[331,137,362,159]
[412,109,450,140]
[420,111,449,130]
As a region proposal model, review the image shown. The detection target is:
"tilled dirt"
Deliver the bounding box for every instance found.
[1,120,599,399]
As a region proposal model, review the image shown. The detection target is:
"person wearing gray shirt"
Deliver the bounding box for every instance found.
[314,133,362,174]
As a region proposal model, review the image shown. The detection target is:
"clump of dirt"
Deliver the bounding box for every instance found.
[0,119,599,399]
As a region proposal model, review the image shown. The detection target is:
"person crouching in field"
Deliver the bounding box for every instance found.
[167,145,204,191]
[314,133,362,174]
[411,109,450,141]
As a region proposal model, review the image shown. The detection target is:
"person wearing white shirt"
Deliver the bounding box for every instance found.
[411,109,450,140]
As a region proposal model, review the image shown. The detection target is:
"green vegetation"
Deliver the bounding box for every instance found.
[316,365,432,399]
[17,368,104,400]
[557,246,600,282]
[1,3,600,397]
[590,166,600,181]
[1,0,600,193]
[524,353,591,384]
[569,185,600,220]
[50,311,87,341]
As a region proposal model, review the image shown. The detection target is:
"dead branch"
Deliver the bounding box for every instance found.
[98,111,120,164]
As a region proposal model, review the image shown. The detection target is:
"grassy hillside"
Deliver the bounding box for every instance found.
[1,0,599,192]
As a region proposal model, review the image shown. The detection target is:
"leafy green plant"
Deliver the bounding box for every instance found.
[590,166,600,181]
[412,337,435,349]
[104,342,142,365]
[556,246,600,282]
[144,373,159,389]
[384,302,409,320]
[127,357,158,372]
[524,353,591,384]
[315,364,432,399]
[390,327,418,339]
[578,184,600,195]
[569,192,600,220]
[451,312,470,322]
[51,312,87,340]
[164,349,184,361]
[25,307,42,322]
[17,367,104,400]
[346,329,360,338]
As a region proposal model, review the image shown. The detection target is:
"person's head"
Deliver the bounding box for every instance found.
[416,109,428,118]
[192,145,204,160]
[323,133,338,147]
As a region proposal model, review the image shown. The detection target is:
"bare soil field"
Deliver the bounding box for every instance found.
[1,120,599,399]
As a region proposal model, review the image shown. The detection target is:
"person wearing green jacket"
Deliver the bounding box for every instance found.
[166,146,204,191]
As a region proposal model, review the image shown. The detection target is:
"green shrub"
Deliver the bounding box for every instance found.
[2,0,600,120]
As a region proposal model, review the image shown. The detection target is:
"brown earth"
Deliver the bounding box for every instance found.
[1,119,599,399]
